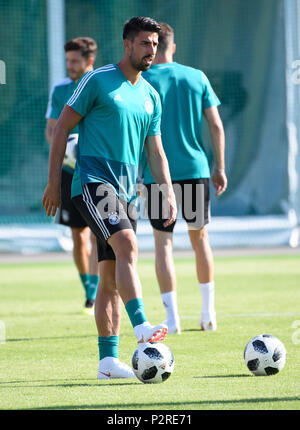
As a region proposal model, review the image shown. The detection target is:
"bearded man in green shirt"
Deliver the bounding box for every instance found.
[43,17,177,379]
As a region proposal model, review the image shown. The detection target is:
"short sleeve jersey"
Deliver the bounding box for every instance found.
[142,62,220,183]
[45,77,79,173]
[67,64,161,203]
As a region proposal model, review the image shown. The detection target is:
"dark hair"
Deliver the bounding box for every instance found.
[123,16,161,41]
[157,22,174,53]
[64,37,98,59]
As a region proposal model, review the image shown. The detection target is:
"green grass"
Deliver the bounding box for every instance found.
[0,254,300,410]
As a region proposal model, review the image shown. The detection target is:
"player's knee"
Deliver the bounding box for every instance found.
[198,226,208,241]
[155,242,173,270]
[189,226,209,248]
[110,231,138,263]
[72,227,89,249]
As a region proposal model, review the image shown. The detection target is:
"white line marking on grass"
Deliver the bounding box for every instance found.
[181,312,300,319]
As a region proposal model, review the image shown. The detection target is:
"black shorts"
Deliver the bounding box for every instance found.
[72,182,137,262]
[56,169,88,228]
[145,178,210,232]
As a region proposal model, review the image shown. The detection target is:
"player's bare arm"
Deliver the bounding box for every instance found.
[203,105,227,197]
[45,118,58,144]
[144,134,177,227]
[42,105,82,217]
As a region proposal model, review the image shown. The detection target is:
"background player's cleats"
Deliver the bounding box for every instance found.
[200,315,217,331]
[82,299,95,316]
[199,311,217,331]
[163,320,181,335]
[97,357,135,379]
[134,322,168,344]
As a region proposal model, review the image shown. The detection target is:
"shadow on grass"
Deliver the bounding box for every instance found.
[0,378,139,388]
[5,334,95,342]
[182,329,216,333]
[182,329,201,332]
[195,374,252,379]
[0,375,252,387]
[21,397,300,410]
[0,310,88,318]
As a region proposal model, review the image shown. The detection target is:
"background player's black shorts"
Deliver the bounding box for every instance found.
[56,169,88,228]
[72,182,137,262]
[145,178,210,232]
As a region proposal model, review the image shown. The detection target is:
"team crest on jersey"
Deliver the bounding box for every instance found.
[108,211,120,225]
[114,94,124,102]
[144,98,153,114]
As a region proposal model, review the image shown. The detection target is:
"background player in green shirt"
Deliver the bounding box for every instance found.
[42,17,177,379]
[142,23,227,333]
[45,37,100,315]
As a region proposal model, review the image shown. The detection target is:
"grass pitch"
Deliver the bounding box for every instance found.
[0,254,299,410]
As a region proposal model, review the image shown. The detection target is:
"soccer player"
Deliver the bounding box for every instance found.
[45,37,100,315]
[42,17,177,379]
[142,23,227,333]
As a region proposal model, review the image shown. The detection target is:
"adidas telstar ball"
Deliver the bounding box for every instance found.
[63,134,78,170]
[244,334,286,376]
[132,342,175,384]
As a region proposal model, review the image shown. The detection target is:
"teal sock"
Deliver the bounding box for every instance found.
[98,335,119,360]
[87,275,99,301]
[79,274,90,295]
[125,298,147,328]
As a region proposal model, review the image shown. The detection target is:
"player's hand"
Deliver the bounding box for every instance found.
[42,182,61,217]
[163,188,177,228]
[212,169,227,197]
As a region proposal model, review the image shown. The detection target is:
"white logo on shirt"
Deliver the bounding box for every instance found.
[145,100,153,114]
[114,94,124,102]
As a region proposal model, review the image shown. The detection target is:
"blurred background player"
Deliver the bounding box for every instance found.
[142,23,227,333]
[42,17,177,379]
[45,37,100,315]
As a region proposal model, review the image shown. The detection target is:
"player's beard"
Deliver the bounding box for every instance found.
[129,51,153,72]
[68,68,86,82]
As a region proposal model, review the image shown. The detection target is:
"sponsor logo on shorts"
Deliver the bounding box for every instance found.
[62,210,70,222]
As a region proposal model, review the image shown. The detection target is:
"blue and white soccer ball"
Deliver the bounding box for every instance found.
[132,342,175,384]
[63,134,78,170]
[244,334,286,376]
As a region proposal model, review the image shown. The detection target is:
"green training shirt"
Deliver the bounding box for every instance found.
[67,64,162,203]
[45,77,79,174]
[142,62,220,183]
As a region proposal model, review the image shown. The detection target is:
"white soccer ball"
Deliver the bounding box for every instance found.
[132,341,175,384]
[244,334,286,376]
[63,133,78,170]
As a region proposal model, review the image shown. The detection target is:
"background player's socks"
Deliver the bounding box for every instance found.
[125,298,148,328]
[199,281,216,325]
[79,273,90,296]
[87,274,99,301]
[161,291,181,334]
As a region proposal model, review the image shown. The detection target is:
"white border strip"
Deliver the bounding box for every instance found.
[47,0,66,91]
